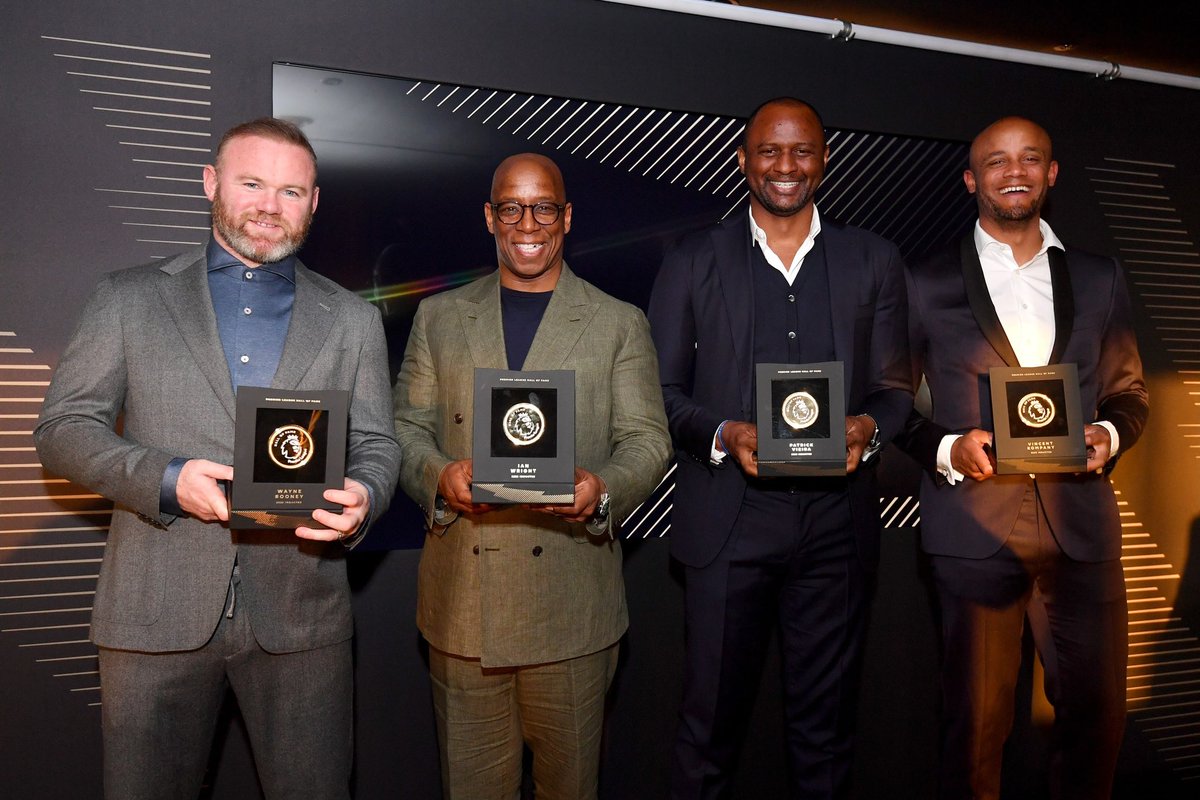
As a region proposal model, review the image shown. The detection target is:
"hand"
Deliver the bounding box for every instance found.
[719,421,759,477]
[845,415,875,474]
[437,460,496,516]
[176,459,233,522]
[530,468,606,522]
[296,477,371,542]
[1084,424,1112,473]
[950,428,996,481]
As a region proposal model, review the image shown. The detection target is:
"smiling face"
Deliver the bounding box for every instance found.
[964,117,1058,229]
[737,100,829,219]
[203,134,318,267]
[484,154,572,292]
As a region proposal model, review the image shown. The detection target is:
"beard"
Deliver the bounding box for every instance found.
[982,190,1045,225]
[748,177,817,218]
[210,186,312,264]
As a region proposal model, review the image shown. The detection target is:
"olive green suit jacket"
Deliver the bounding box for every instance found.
[393,265,671,667]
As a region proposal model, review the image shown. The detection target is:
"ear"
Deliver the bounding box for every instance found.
[736,146,747,175]
[963,169,977,194]
[202,164,218,202]
[310,185,319,215]
[1047,160,1059,187]
[484,201,495,234]
[822,145,831,168]
[562,202,572,235]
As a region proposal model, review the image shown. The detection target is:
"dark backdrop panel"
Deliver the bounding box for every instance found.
[2,1,1198,798]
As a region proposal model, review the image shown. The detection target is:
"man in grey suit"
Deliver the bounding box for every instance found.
[35,118,401,799]
[393,153,671,799]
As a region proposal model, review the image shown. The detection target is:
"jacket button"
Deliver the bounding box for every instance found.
[531,546,543,557]
[454,412,464,424]
[472,545,480,555]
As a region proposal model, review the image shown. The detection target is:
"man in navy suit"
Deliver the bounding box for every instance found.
[896,117,1148,799]
[648,97,913,799]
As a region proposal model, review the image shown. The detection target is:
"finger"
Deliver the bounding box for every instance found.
[294,526,340,542]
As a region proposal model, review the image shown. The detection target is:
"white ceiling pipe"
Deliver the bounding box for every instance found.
[598,0,1200,91]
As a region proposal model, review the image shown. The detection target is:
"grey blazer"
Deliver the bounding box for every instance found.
[393,265,671,668]
[35,246,401,653]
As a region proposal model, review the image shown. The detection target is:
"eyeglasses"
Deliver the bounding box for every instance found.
[489,201,566,226]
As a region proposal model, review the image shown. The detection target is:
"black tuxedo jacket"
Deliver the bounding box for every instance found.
[899,234,1149,561]
[648,213,913,568]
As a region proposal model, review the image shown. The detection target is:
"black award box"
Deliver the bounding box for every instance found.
[755,361,846,477]
[471,368,575,504]
[229,387,348,529]
[989,364,1086,474]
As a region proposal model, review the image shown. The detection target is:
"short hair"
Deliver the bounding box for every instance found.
[742,97,826,148]
[214,117,318,173]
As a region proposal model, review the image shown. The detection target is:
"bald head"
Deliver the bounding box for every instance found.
[969,117,1053,174]
[744,97,826,150]
[491,153,565,202]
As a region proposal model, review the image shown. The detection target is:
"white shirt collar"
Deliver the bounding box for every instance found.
[748,205,822,286]
[973,218,1064,266]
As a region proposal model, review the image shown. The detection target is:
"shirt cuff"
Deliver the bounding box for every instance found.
[1095,420,1120,459]
[159,457,190,517]
[710,421,730,465]
[936,435,966,486]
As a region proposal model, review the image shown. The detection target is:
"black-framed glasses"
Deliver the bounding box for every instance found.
[489,201,566,225]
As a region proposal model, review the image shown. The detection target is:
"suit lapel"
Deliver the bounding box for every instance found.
[712,218,755,411]
[523,265,598,370]
[157,250,237,420]
[272,264,337,390]
[959,234,1020,367]
[457,271,507,369]
[819,227,857,370]
[1047,247,1074,365]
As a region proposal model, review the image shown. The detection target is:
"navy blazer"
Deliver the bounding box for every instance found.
[898,234,1149,561]
[648,213,913,568]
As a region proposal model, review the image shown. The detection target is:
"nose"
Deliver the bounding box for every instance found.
[775,149,797,173]
[257,191,282,214]
[516,205,539,232]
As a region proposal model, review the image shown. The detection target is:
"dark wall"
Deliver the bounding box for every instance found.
[3,1,1198,798]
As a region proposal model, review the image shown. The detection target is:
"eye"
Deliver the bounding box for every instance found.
[243,181,260,189]
[759,147,778,156]
[283,189,300,198]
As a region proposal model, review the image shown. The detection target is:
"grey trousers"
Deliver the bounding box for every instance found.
[98,580,353,800]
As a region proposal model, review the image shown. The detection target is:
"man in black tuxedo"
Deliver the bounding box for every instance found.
[648,97,912,799]
[897,117,1149,799]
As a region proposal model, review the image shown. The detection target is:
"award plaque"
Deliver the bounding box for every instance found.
[471,368,575,504]
[989,364,1086,474]
[755,361,847,476]
[228,386,348,529]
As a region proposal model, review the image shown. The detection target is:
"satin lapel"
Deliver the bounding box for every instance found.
[960,234,1020,367]
[458,272,507,369]
[522,266,597,370]
[157,252,236,420]
[712,220,755,411]
[1047,248,1075,365]
[272,265,337,390]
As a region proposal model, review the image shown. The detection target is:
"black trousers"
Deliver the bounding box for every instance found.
[931,482,1127,800]
[672,485,868,800]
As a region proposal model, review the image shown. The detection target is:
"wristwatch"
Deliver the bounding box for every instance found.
[586,492,611,535]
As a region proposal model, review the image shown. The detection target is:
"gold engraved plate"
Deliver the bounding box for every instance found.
[503,402,545,447]
[1017,392,1056,429]
[268,424,315,469]
[781,390,820,430]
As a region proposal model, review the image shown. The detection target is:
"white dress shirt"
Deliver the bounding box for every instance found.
[936,220,1119,483]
